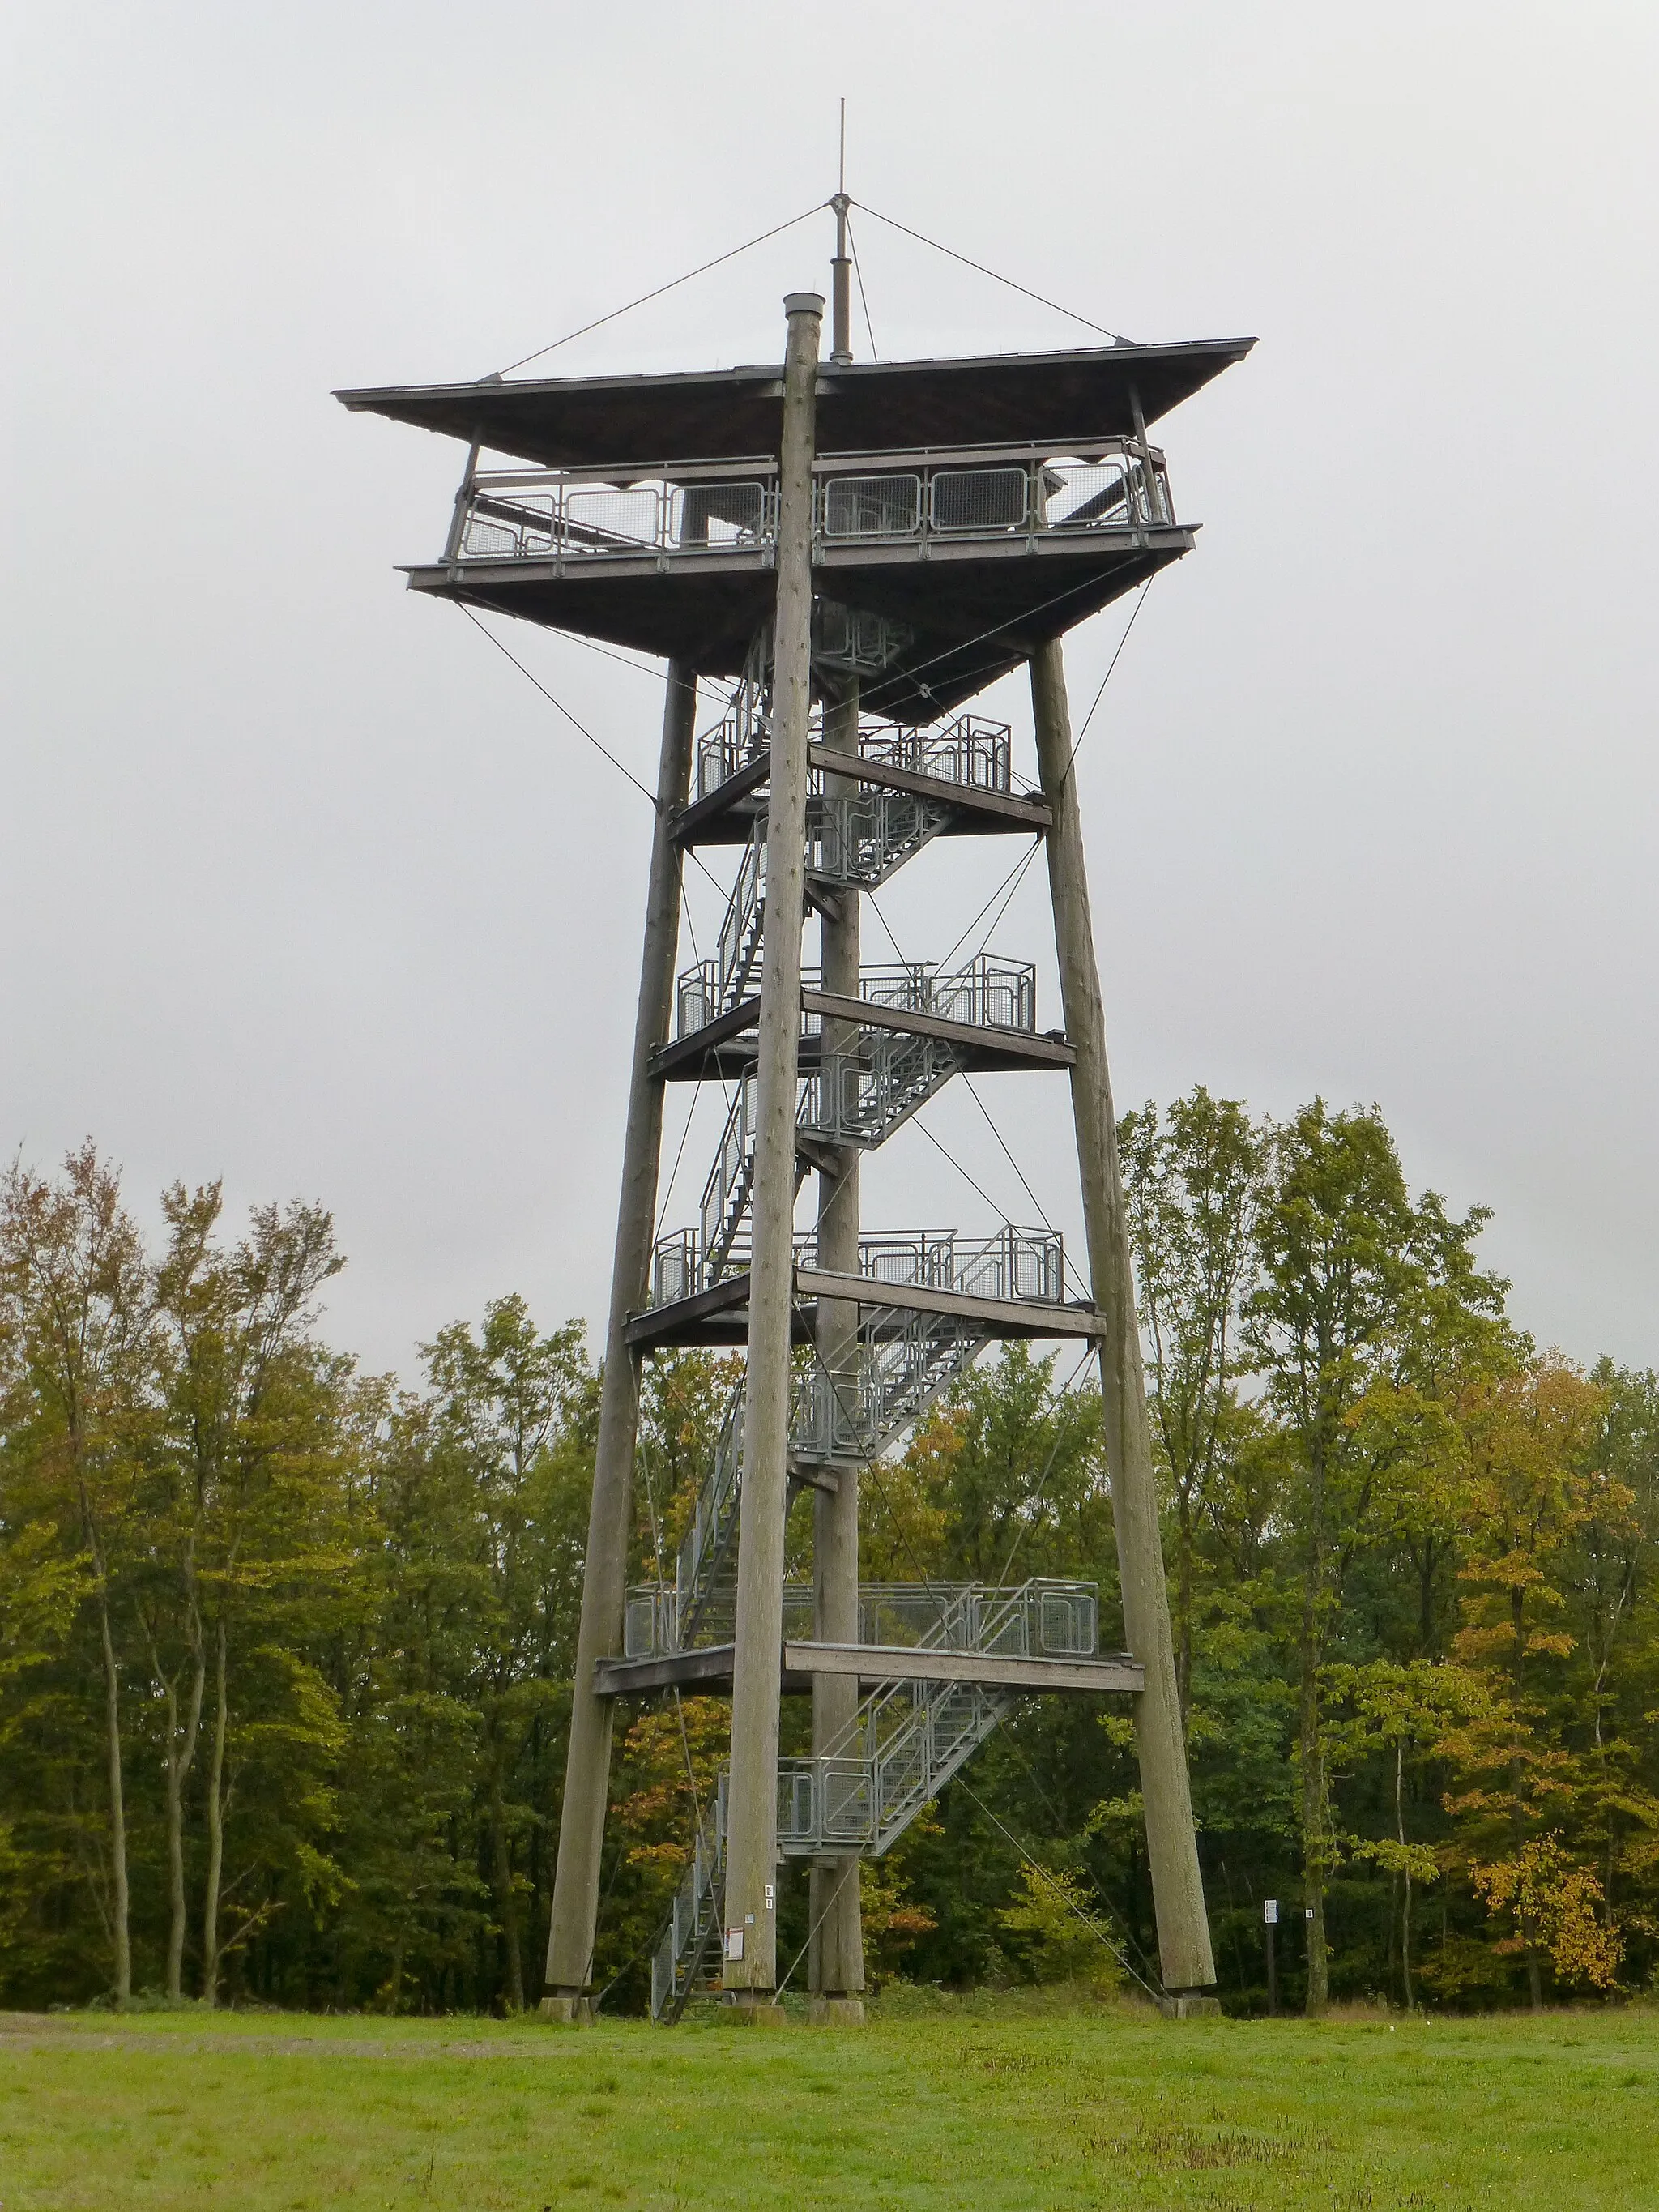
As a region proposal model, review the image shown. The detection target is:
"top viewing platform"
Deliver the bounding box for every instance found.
[336,335,1253,720]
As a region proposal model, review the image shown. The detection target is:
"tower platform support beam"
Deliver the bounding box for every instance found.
[539,658,698,2022]
[722,291,823,2012]
[1029,638,1218,2002]
[808,678,864,2023]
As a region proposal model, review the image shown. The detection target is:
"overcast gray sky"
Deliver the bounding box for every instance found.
[5,2,1656,1377]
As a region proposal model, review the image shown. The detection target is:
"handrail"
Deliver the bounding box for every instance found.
[449,437,1174,564]
[650,1221,1064,1311]
[675,952,1038,1043]
[695,709,1014,804]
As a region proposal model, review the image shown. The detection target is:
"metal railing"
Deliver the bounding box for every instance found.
[817,452,1170,539]
[806,788,951,888]
[458,472,774,562]
[649,1578,1098,2013]
[774,1581,1100,1855]
[694,1078,757,1288]
[807,956,1037,1033]
[712,830,766,1015]
[450,439,1172,566]
[832,1226,1064,1303]
[694,710,1013,805]
[676,953,1037,1040]
[800,1026,966,1150]
[626,1576,1095,1666]
[650,1774,727,2022]
[650,1219,1061,1315]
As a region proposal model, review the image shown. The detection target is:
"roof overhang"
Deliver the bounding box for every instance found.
[335,337,1256,468]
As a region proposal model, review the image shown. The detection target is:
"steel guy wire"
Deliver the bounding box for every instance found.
[637,1429,707,1837]
[494,202,832,376]
[949,1772,1161,2001]
[988,1344,1096,1590]
[460,607,736,903]
[936,838,1042,973]
[651,892,713,1243]
[651,1084,699,1249]
[1064,580,1154,770]
[861,886,912,969]
[957,1075,1086,1300]
[553,629,672,683]
[845,210,878,361]
[459,604,658,805]
[910,1110,1035,1240]
[851,199,1132,348]
[776,1883,842,1999]
[981,1713,1169,1991]
[858,569,1141,716]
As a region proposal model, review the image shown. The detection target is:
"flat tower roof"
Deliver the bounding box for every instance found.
[335,337,1255,468]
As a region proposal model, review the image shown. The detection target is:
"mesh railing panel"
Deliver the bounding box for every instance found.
[931,466,1030,532]
[821,474,922,538]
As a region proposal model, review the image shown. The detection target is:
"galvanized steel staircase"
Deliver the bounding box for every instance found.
[646,1579,1099,2018]
[642,698,1077,2018]
[631,1276,1017,1656]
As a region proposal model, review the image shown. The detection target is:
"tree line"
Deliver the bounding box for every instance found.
[0,1098,1653,2016]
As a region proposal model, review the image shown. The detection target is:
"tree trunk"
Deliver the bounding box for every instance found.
[151,1616,206,2003]
[1396,1742,1415,2013]
[1417,1538,1437,1657]
[490,1764,525,2012]
[201,1616,228,2006]
[1175,1491,1194,1723]
[96,1589,132,2008]
[1299,1582,1328,2016]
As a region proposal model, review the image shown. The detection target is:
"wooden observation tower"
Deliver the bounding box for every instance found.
[339,205,1251,2023]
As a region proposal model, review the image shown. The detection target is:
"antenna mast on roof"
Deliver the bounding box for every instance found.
[830,101,852,365]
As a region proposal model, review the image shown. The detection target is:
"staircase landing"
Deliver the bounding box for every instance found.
[594,1639,1144,1698]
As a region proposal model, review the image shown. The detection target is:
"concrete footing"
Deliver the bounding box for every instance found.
[1158,1992,1222,2019]
[537,1992,595,2025]
[727,1994,787,2027]
[807,1996,866,2026]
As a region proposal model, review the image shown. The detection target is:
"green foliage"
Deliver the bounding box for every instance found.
[994,1861,1124,1990]
[2,1085,1657,2022]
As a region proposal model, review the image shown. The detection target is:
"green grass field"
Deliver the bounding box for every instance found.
[2,1994,1654,2210]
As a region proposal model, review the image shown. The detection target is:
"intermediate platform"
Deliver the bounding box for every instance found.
[624,1260,1103,1350]
[594,1640,1143,1697]
[650,989,1074,1084]
[673,739,1051,848]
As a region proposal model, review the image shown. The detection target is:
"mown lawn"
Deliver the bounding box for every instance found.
[1,1994,1654,2210]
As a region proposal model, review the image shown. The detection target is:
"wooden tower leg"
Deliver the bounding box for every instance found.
[1029,638,1218,2008]
[808,681,865,2026]
[722,292,823,2017]
[539,659,698,2022]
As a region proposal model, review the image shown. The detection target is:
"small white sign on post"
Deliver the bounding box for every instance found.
[723,1928,744,1962]
[1263,1898,1278,1925]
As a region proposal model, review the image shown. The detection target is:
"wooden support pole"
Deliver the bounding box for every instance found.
[539,658,698,2021]
[722,292,823,2009]
[1029,637,1217,2001]
[808,681,864,2023]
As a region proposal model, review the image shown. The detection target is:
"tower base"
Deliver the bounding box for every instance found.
[726,1992,787,2027]
[538,1990,595,2025]
[1158,1991,1222,2020]
[807,1996,866,2026]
